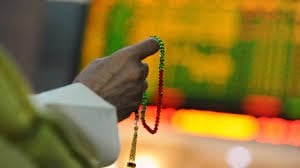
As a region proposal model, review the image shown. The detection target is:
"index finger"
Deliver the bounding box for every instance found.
[110,37,160,60]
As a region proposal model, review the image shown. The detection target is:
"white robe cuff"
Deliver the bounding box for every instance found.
[31,83,120,167]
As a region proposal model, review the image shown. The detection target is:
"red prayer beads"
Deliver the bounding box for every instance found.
[127,36,165,167]
[141,69,164,134]
[140,36,165,134]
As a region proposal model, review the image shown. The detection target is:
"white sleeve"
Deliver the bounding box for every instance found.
[31,83,120,167]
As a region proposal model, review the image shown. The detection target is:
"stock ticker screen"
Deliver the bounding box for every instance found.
[81,0,300,120]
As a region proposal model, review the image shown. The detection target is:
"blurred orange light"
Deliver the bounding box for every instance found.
[256,117,289,145]
[287,120,300,146]
[171,110,259,141]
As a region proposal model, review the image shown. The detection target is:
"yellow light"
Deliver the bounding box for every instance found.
[172,110,259,141]
[80,0,116,69]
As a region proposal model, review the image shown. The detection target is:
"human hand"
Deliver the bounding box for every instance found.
[74,38,160,121]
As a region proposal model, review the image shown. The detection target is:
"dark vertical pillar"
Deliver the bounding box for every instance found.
[0,0,44,87]
[35,1,89,92]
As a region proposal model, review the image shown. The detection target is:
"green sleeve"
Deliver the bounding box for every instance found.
[0,48,35,137]
[0,136,36,168]
[0,48,86,168]
[18,123,84,168]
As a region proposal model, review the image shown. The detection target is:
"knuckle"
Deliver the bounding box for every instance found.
[136,63,149,80]
[129,71,140,81]
[142,63,149,78]
[144,80,148,90]
[133,99,141,107]
[137,81,146,92]
[129,67,144,81]
[125,98,140,111]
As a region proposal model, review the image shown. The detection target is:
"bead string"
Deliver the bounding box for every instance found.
[141,36,164,134]
[127,36,165,167]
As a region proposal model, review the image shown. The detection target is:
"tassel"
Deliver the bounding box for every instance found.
[127,126,138,168]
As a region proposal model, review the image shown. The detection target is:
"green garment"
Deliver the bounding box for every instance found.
[0,48,86,168]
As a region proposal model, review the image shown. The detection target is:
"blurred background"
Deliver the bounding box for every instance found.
[1,0,300,167]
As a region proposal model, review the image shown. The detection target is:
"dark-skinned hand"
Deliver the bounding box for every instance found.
[74,38,160,121]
